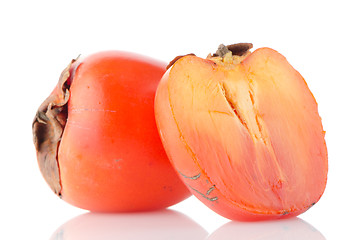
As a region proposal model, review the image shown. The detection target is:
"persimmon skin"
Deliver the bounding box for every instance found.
[154,47,328,221]
[48,51,190,212]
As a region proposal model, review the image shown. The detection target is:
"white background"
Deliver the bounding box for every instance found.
[1,0,361,239]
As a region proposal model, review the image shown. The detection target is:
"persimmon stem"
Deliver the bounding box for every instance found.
[215,44,231,58]
[214,43,253,58]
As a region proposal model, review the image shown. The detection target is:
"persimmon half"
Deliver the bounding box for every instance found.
[154,43,328,221]
[32,51,190,212]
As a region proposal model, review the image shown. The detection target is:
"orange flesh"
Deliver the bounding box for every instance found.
[155,48,327,220]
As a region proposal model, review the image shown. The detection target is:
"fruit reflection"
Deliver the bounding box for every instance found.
[208,217,325,240]
[50,209,207,240]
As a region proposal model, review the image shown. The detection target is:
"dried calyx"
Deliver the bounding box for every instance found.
[166,43,253,70]
[208,43,253,65]
[213,43,253,58]
[32,58,78,197]
[166,53,196,70]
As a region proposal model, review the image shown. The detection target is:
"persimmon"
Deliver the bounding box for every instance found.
[32,51,190,212]
[154,43,328,221]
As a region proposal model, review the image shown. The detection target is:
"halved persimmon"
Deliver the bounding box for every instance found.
[155,43,328,221]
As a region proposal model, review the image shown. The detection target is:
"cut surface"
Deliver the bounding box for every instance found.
[164,48,327,215]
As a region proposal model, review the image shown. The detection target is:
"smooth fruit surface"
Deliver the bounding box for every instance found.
[33,51,190,212]
[154,44,328,220]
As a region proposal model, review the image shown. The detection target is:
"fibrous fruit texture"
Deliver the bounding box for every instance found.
[155,43,328,221]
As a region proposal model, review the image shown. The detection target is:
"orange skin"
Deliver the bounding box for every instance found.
[56,51,190,212]
[155,47,328,221]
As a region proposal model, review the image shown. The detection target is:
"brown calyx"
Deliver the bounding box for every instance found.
[208,43,253,66]
[166,53,196,70]
[213,43,253,58]
[166,43,253,70]
[32,58,78,197]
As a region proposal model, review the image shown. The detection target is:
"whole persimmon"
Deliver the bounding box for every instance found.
[154,43,328,221]
[33,51,190,212]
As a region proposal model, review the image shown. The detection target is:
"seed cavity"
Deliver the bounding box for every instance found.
[186,183,218,202]
[219,82,251,134]
[178,170,201,180]
[178,170,218,202]
[206,185,216,195]
[282,210,289,215]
